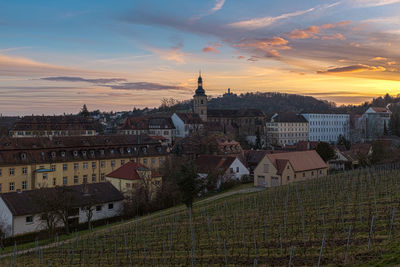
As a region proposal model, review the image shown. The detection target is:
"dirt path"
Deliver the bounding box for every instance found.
[0,185,263,259]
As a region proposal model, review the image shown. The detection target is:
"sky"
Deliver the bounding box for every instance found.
[1,0,400,115]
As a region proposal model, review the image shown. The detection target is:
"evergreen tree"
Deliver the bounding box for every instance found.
[316,142,335,162]
[80,104,90,117]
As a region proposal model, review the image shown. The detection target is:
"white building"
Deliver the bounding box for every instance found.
[195,155,249,189]
[301,113,350,143]
[358,107,391,141]
[0,182,124,237]
[171,113,203,138]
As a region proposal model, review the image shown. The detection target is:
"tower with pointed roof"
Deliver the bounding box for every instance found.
[193,72,207,122]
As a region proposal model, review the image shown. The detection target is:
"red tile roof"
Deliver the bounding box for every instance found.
[275,159,289,175]
[267,150,327,172]
[195,155,237,173]
[371,107,389,113]
[107,161,161,180]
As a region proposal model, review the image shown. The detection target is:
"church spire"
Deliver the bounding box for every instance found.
[195,71,205,96]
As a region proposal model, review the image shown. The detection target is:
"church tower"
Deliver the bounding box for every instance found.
[193,72,207,122]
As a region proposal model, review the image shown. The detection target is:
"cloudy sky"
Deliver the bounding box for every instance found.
[1,0,400,115]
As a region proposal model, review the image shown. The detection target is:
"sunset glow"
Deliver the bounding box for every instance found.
[1,0,400,115]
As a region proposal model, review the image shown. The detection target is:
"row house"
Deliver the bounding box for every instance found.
[9,115,98,138]
[118,117,176,144]
[301,113,350,143]
[266,113,308,147]
[0,135,168,193]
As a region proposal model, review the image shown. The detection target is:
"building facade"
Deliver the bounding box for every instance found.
[0,182,123,237]
[171,113,203,138]
[358,107,391,141]
[254,150,328,188]
[9,115,98,138]
[193,73,208,122]
[106,161,162,197]
[118,117,176,144]
[0,135,168,193]
[266,113,308,146]
[301,113,350,143]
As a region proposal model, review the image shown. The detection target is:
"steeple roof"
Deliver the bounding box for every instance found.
[194,72,206,96]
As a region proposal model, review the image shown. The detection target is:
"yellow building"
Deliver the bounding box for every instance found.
[254,150,328,187]
[0,135,168,193]
[106,161,162,197]
[266,113,308,147]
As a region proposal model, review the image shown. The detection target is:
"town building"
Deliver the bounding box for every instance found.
[118,117,176,144]
[0,182,124,237]
[195,155,249,189]
[266,113,308,146]
[193,72,208,122]
[171,113,203,138]
[358,106,391,141]
[254,150,328,187]
[0,135,168,193]
[301,113,350,143]
[106,161,162,197]
[244,150,272,178]
[9,115,99,138]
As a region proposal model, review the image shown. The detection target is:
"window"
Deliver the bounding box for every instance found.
[101,161,105,168]
[74,175,78,184]
[0,169,2,176]
[143,158,147,165]
[51,165,56,171]
[9,168,15,175]
[63,177,68,185]
[287,176,290,181]
[263,164,269,173]
[92,162,96,169]
[159,158,163,164]
[111,160,115,167]
[9,182,14,191]
[43,173,48,179]
[74,163,79,170]
[121,160,125,165]
[151,158,155,164]
[108,203,114,210]
[63,164,68,171]
[83,175,88,183]
[311,171,314,176]
[22,181,27,190]
[83,162,88,169]
[92,174,96,182]
[101,173,105,181]
[26,216,33,223]
[96,205,102,212]
[302,172,305,177]
[53,178,56,186]
[126,183,130,188]
[22,167,27,174]
[236,167,240,173]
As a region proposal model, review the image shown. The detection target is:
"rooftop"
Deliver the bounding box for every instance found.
[107,161,161,180]
[266,150,327,173]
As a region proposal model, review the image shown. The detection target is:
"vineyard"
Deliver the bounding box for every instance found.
[3,167,400,266]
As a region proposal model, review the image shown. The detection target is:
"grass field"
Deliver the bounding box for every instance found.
[2,167,400,266]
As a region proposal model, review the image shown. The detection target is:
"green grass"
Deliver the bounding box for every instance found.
[3,169,400,266]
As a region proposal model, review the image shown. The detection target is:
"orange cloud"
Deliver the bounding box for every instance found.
[387,61,397,65]
[202,43,222,53]
[370,57,387,61]
[317,64,386,74]
[287,21,350,40]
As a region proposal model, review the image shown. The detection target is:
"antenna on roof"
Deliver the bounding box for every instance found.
[199,70,201,77]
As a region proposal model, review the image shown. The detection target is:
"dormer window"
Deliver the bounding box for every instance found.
[90,150,95,156]
[40,152,45,157]
[110,149,114,155]
[127,148,131,153]
[73,151,78,157]
[120,148,124,154]
[21,153,27,160]
[51,152,56,158]
[100,149,105,155]
[142,147,147,153]
[61,151,66,157]
[82,151,87,157]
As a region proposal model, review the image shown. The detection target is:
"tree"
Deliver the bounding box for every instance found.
[176,162,201,267]
[52,186,77,234]
[81,184,99,231]
[80,104,90,117]
[337,135,351,150]
[254,128,262,149]
[316,142,335,162]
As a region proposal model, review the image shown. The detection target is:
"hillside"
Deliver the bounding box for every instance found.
[3,167,400,266]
